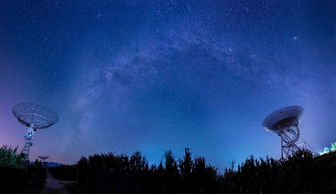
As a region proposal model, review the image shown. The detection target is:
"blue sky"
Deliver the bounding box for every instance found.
[0,0,336,171]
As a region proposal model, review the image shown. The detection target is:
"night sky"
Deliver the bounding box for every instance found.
[0,0,336,170]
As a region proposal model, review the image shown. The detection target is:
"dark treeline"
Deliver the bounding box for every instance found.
[50,148,336,194]
[50,149,336,194]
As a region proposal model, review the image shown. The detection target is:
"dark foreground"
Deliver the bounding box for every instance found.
[0,162,46,193]
[49,149,336,194]
[1,149,336,194]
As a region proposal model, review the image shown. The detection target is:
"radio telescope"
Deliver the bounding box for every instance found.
[263,106,304,158]
[12,103,59,161]
[38,155,49,166]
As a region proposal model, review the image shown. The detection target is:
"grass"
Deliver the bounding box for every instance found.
[0,146,25,168]
[0,146,47,193]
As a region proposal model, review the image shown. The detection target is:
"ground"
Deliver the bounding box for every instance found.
[42,170,74,194]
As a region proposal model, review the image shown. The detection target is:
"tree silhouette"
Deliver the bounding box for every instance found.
[49,148,336,194]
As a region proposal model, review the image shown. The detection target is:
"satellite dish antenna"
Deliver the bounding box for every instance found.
[38,155,49,162]
[263,106,304,158]
[38,155,49,166]
[12,103,59,161]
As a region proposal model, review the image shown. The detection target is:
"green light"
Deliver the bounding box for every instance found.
[320,142,336,155]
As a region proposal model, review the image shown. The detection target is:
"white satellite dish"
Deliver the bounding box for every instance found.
[263,106,304,158]
[12,103,59,161]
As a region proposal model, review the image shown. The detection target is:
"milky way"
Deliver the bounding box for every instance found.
[0,0,336,170]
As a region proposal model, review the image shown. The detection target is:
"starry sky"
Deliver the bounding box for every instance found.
[0,0,336,170]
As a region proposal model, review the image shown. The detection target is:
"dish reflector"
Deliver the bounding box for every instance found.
[263,106,304,133]
[12,103,59,129]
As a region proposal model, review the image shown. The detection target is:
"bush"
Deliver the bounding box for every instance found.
[61,149,220,194]
[40,148,336,193]
[0,146,46,193]
[0,146,25,168]
[49,165,77,181]
[0,162,46,193]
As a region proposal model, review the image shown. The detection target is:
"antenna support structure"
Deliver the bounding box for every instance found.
[277,119,301,158]
[22,124,36,161]
[263,106,305,159]
[12,103,59,162]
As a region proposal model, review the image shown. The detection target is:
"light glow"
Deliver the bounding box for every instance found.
[319,142,336,155]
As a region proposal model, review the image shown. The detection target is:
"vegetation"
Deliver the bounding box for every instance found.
[48,148,336,194]
[48,164,77,181]
[1,145,335,193]
[0,146,25,168]
[0,147,46,193]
